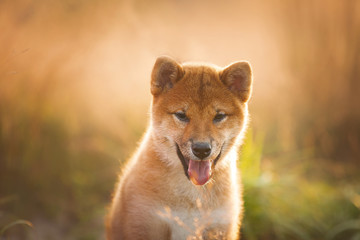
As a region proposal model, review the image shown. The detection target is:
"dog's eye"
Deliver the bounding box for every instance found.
[213,113,227,123]
[174,112,189,122]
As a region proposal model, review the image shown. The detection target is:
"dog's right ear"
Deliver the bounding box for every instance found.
[151,56,183,96]
[220,61,252,102]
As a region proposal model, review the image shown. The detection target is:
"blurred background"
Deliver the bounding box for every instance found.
[1,0,359,239]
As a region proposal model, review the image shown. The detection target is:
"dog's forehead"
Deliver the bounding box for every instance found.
[179,65,222,98]
[182,65,220,84]
[165,65,238,113]
[155,64,241,114]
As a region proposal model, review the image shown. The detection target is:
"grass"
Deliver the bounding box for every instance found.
[0,220,34,239]
[240,129,360,240]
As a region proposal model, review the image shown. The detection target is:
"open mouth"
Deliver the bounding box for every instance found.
[175,143,222,185]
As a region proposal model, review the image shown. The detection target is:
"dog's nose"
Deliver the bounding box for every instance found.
[191,142,211,159]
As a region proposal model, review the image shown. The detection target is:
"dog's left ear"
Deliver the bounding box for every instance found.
[220,61,252,102]
[151,56,184,96]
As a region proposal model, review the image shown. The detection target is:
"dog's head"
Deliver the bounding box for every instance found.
[150,56,252,185]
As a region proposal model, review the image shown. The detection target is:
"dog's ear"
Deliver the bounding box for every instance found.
[220,61,252,102]
[151,56,184,96]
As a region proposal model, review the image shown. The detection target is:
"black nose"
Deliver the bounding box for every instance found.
[191,142,211,159]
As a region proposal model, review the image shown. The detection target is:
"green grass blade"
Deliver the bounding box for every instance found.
[0,220,33,237]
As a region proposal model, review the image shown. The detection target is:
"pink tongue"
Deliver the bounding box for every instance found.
[188,160,211,185]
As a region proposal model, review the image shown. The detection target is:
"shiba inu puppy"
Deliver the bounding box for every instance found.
[107,56,253,240]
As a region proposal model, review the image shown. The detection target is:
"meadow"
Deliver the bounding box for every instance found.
[0,0,359,239]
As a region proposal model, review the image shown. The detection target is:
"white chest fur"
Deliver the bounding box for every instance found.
[157,203,234,240]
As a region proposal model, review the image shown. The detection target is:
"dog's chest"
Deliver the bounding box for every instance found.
[158,204,232,239]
